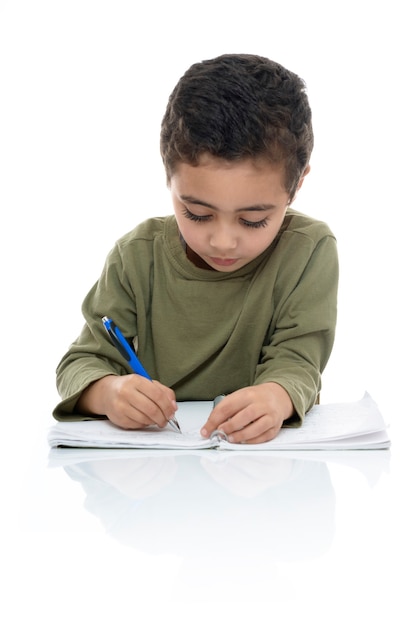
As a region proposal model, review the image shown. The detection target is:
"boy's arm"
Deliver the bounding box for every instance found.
[201,235,338,443]
[255,234,339,419]
[54,242,151,421]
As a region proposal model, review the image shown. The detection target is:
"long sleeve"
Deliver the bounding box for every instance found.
[255,234,338,420]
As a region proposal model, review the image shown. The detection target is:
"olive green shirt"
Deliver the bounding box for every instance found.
[54,210,338,422]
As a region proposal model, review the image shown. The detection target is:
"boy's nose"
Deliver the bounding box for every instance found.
[209,226,237,251]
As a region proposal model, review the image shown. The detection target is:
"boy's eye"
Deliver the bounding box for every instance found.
[182,207,211,222]
[183,207,269,229]
[240,218,269,229]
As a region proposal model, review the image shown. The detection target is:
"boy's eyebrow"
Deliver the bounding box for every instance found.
[180,194,276,212]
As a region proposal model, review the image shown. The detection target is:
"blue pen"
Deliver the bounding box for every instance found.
[102,316,181,433]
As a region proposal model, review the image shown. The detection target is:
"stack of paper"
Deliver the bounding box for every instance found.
[48,393,390,451]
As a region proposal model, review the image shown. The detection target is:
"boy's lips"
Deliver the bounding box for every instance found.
[209,257,239,267]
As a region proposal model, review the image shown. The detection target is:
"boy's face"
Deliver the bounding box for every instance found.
[170,155,296,272]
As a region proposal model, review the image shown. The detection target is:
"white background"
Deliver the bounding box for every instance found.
[2,0,417,425]
[1,0,416,429]
[1,2,417,622]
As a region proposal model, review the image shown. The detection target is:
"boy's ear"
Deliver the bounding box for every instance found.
[289,165,310,204]
[297,165,311,192]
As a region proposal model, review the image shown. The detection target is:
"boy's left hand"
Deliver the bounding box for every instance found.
[200,382,294,444]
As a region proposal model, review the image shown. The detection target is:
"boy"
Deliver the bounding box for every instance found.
[54,53,338,444]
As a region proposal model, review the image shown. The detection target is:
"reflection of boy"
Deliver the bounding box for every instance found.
[54,54,338,444]
[63,454,335,562]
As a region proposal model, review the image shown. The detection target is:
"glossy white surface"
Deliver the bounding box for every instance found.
[4,398,416,625]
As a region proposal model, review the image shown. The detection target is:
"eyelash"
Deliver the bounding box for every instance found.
[182,208,269,229]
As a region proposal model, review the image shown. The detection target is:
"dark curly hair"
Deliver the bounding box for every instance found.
[160,54,314,201]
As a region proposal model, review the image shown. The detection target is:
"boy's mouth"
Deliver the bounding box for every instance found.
[209,257,239,267]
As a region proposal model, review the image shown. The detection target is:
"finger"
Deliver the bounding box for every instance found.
[151,380,178,414]
[227,418,279,444]
[108,390,160,429]
[131,377,177,427]
[201,394,248,437]
[212,393,271,438]
[217,403,262,435]
[112,412,150,430]
[219,406,279,441]
[237,426,280,445]
[129,393,174,429]
[107,392,152,429]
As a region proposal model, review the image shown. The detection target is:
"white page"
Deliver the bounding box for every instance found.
[219,393,389,450]
[48,401,214,449]
[220,429,391,451]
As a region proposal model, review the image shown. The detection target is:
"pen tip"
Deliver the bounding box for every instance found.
[170,419,181,433]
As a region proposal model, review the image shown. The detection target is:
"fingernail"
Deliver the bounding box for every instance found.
[200,428,208,438]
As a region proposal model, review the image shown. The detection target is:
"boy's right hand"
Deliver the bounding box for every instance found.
[76,374,178,430]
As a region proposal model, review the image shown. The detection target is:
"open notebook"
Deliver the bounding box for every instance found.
[48,392,390,451]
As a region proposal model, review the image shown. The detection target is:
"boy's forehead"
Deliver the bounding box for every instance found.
[170,155,289,205]
[172,154,286,180]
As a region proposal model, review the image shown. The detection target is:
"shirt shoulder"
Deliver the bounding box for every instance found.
[282,209,336,242]
[116,215,173,249]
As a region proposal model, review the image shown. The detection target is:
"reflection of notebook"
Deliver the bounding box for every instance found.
[48,392,390,451]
